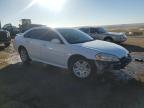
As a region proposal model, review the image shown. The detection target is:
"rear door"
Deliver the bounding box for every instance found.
[24,29,48,60]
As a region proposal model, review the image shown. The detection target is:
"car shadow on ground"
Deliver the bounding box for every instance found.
[122,44,144,52]
[0,62,144,108]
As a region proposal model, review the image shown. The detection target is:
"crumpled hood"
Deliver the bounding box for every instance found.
[77,40,129,58]
[104,32,124,36]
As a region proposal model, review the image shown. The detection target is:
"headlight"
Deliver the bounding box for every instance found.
[96,53,119,62]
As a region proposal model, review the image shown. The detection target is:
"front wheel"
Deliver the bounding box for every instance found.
[69,58,95,79]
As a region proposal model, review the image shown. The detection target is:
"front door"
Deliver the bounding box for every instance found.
[40,29,69,67]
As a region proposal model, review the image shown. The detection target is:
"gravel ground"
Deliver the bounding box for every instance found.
[0,38,144,108]
[1,42,144,82]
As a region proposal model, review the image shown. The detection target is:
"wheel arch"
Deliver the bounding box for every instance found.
[104,36,114,42]
[67,54,87,68]
[18,45,26,53]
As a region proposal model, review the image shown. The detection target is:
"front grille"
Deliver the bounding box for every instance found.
[120,54,132,68]
[113,54,132,70]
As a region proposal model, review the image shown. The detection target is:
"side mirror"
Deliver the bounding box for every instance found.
[51,39,61,44]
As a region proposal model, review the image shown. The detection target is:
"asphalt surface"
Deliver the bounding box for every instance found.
[0,43,144,108]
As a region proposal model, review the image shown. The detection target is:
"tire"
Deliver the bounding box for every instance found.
[69,57,96,79]
[19,47,31,64]
[4,43,10,48]
[104,38,113,42]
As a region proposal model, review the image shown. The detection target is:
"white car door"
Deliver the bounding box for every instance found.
[24,29,47,60]
[41,29,69,67]
[25,38,41,60]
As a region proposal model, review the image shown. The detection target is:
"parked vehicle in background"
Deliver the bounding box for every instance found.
[14,27,132,79]
[0,30,11,47]
[79,27,127,43]
[3,23,19,38]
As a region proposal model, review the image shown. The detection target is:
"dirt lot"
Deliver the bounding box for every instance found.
[0,37,144,108]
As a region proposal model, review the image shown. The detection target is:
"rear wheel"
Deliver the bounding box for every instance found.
[19,47,31,64]
[69,57,96,79]
[104,38,113,42]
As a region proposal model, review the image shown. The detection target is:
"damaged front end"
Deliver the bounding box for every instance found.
[95,54,132,74]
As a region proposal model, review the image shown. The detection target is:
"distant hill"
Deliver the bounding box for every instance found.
[103,23,144,36]
[104,23,144,30]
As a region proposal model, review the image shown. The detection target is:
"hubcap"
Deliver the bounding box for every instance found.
[20,49,27,62]
[73,60,91,78]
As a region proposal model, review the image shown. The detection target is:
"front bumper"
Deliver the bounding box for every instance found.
[111,55,132,70]
[95,54,132,72]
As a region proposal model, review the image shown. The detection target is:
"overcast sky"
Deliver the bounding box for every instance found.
[0,0,144,27]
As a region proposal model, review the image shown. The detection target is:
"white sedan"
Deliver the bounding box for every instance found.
[14,27,132,79]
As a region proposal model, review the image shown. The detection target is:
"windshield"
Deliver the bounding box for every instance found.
[96,28,107,34]
[57,29,94,44]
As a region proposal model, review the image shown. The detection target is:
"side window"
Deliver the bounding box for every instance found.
[24,29,48,39]
[42,30,63,43]
[24,29,63,44]
[24,30,35,38]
